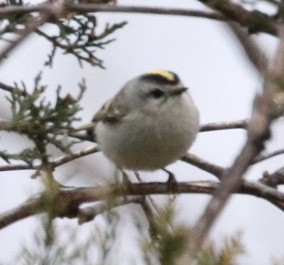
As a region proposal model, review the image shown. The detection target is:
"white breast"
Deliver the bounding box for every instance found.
[95,93,199,171]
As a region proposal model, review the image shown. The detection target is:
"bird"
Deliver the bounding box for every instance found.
[90,70,199,173]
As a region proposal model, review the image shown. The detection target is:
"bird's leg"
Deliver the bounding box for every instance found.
[114,168,132,202]
[163,168,178,193]
[163,168,176,183]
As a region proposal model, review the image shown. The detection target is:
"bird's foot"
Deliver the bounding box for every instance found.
[163,168,178,193]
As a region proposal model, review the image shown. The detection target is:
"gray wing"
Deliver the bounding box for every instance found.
[92,97,129,123]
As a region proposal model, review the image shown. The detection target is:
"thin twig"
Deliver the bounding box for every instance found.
[0,81,16,93]
[78,196,143,224]
[199,119,248,132]
[66,3,225,21]
[259,167,284,187]
[181,153,224,179]
[0,81,27,96]
[253,149,284,164]
[0,3,225,21]
[0,164,33,172]
[69,119,251,141]
[0,145,100,172]
[0,3,46,15]
[228,22,268,73]
[0,2,279,35]
[51,145,100,167]
[68,131,93,141]
[0,195,42,228]
[242,179,284,206]
[198,0,278,35]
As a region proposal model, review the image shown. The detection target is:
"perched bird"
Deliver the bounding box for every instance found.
[91,70,199,172]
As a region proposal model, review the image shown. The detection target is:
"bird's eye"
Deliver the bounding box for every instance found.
[149,89,165,99]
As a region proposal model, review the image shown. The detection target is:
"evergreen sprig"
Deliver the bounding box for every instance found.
[141,202,245,265]
[36,14,127,67]
[0,6,127,68]
[196,233,245,265]
[1,73,86,164]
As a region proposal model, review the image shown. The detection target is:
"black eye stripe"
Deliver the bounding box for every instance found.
[149,89,165,98]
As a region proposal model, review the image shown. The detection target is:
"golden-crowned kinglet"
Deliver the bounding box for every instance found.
[92,70,199,171]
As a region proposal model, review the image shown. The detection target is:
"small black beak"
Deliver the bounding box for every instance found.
[171,87,188,96]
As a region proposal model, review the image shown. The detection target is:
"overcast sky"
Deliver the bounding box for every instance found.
[0,0,284,264]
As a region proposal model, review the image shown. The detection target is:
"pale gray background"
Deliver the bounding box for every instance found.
[0,0,284,264]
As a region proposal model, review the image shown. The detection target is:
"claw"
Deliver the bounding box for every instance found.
[163,168,178,193]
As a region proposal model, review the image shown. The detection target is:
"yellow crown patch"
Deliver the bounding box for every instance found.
[149,70,176,82]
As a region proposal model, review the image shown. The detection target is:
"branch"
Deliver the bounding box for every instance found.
[191,26,284,251]
[66,3,225,21]
[0,3,279,36]
[68,119,250,144]
[181,153,224,179]
[1,180,284,229]
[0,145,100,172]
[0,81,17,93]
[1,118,246,175]
[241,180,284,202]
[78,196,143,224]
[0,163,33,172]
[259,167,284,187]
[253,149,284,164]
[199,119,248,132]
[0,1,279,73]
[228,22,268,74]
[51,145,100,167]
[192,88,274,252]
[0,3,225,21]
[0,195,42,228]
[197,0,278,35]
